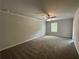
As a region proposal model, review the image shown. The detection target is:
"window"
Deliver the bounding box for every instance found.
[51,22,58,32]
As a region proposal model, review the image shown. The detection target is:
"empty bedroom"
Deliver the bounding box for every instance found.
[0,0,79,59]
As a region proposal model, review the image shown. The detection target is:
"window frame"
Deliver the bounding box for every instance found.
[51,22,58,32]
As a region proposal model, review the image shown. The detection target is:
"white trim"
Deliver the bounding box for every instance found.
[0,35,44,52]
[0,9,43,20]
[0,9,29,18]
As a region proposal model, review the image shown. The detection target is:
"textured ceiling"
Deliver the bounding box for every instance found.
[1,0,79,20]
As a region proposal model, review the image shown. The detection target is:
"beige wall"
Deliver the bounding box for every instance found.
[0,12,45,51]
[46,19,73,38]
[73,8,79,54]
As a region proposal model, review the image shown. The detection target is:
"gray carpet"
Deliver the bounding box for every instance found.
[0,36,79,59]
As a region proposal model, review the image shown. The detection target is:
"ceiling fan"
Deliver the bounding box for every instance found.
[38,8,57,21]
[45,14,56,21]
[40,12,56,21]
[46,13,56,19]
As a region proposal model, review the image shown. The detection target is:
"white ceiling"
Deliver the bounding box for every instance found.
[1,0,79,20]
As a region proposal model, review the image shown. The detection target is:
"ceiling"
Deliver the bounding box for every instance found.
[1,0,79,20]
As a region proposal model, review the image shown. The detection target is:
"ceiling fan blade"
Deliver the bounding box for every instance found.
[39,8,49,15]
[51,16,56,18]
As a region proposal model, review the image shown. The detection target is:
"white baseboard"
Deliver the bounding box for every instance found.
[0,35,45,52]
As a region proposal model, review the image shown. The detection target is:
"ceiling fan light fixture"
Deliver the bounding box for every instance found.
[47,18,52,21]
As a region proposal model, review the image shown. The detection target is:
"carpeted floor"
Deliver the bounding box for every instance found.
[0,36,79,59]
